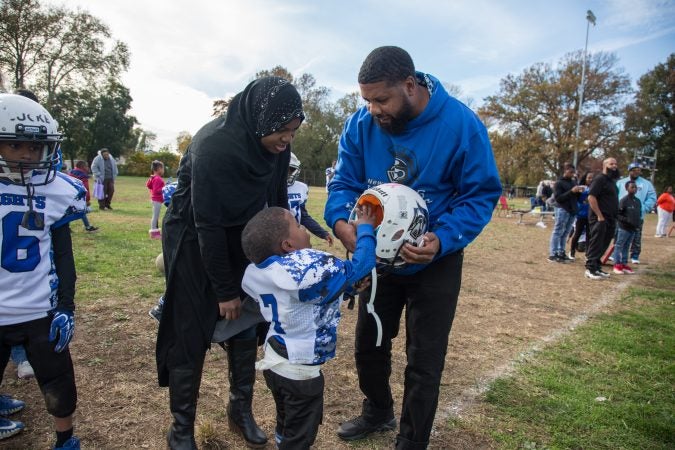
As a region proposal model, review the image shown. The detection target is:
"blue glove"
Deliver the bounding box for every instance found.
[49,310,75,353]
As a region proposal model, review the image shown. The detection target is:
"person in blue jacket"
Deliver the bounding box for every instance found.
[324,46,501,450]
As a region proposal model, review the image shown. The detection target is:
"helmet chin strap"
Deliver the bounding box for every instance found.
[21,183,44,229]
[365,267,383,347]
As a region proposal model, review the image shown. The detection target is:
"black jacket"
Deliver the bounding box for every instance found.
[554,177,580,214]
[617,194,642,232]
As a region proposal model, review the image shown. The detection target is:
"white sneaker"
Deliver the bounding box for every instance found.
[17,361,34,379]
[631,259,640,265]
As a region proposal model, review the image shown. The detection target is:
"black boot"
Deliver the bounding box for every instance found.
[226,338,268,448]
[337,399,396,441]
[167,368,199,450]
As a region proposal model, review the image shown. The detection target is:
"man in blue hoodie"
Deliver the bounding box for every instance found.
[324,46,501,450]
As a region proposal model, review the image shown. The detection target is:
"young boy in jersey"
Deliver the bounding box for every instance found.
[240,205,376,449]
[68,160,98,232]
[0,93,86,449]
[287,153,333,246]
[146,160,165,239]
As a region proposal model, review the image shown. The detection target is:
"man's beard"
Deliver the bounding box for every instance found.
[607,168,621,180]
[374,100,414,135]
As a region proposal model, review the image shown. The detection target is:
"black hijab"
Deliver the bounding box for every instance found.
[188,76,304,227]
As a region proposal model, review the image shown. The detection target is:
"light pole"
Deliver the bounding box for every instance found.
[573,9,596,168]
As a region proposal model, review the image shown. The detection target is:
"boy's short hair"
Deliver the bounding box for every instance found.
[75,160,87,169]
[151,160,164,172]
[242,207,290,264]
[358,46,415,85]
[625,180,637,189]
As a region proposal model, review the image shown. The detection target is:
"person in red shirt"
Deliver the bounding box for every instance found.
[655,185,674,237]
[68,160,98,232]
[146,160,165,239]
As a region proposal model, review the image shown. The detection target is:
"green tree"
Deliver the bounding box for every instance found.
[0,0,129,108]
[624,54,674,189]
[51,86,97,166]
[85,80,137,161]
[135,129,157,153]
[176,131,192,155]
[479,51,632,179]
[0,0,134,163]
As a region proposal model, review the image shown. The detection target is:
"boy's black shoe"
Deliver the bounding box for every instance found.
[85,226,98,232]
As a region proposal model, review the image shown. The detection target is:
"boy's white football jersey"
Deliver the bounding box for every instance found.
[0,173,86,325]
[242,248,350,365]
[287,180,309,224]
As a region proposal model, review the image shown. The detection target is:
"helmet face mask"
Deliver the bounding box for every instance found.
[0,94,62,186]
[287,152,301,186]
[349,183,429,269]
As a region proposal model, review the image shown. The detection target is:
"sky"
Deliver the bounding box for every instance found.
[43,0,675,149]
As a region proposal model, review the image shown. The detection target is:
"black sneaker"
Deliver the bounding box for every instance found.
[337,415,397,441]
[85,226,99,232]
[597,269,611,278]
[547,255,560,263]
[559,253,574,263]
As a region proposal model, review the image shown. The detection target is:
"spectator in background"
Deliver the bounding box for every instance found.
[288,152,333,246]
[585,158,620,280]
[569,171,594,259]
[91,148,118,210]
[655,185,674,238]
[146,160,165,240]
[615,162,656,264]
[548,163,584,263]
[68,161,98,232]
[612,180,641,274]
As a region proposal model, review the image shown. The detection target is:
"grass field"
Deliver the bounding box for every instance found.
[1,175,673,449]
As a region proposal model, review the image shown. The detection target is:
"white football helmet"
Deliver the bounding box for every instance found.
[349,183,429,269]
[0,93,61,186]
[287,152,301,186]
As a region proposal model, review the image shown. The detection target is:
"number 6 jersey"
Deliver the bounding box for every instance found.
[0,173,86,326]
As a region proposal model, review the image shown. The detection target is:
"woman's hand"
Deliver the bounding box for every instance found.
[219,297,242,320]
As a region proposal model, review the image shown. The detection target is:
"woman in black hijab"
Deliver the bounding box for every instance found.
[156,77,304,449]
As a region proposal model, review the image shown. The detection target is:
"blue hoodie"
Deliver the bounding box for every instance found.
[324,73,501,274]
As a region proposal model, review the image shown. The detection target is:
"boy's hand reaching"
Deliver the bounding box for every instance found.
[352,204,376,227]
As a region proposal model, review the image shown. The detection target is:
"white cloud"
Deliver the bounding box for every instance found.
[39,0,675,148]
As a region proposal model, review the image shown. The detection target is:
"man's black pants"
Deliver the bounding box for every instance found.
[585,218,616,271]
[355,251,463,448]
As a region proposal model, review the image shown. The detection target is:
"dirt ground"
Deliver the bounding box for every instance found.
[2,214,672,450]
